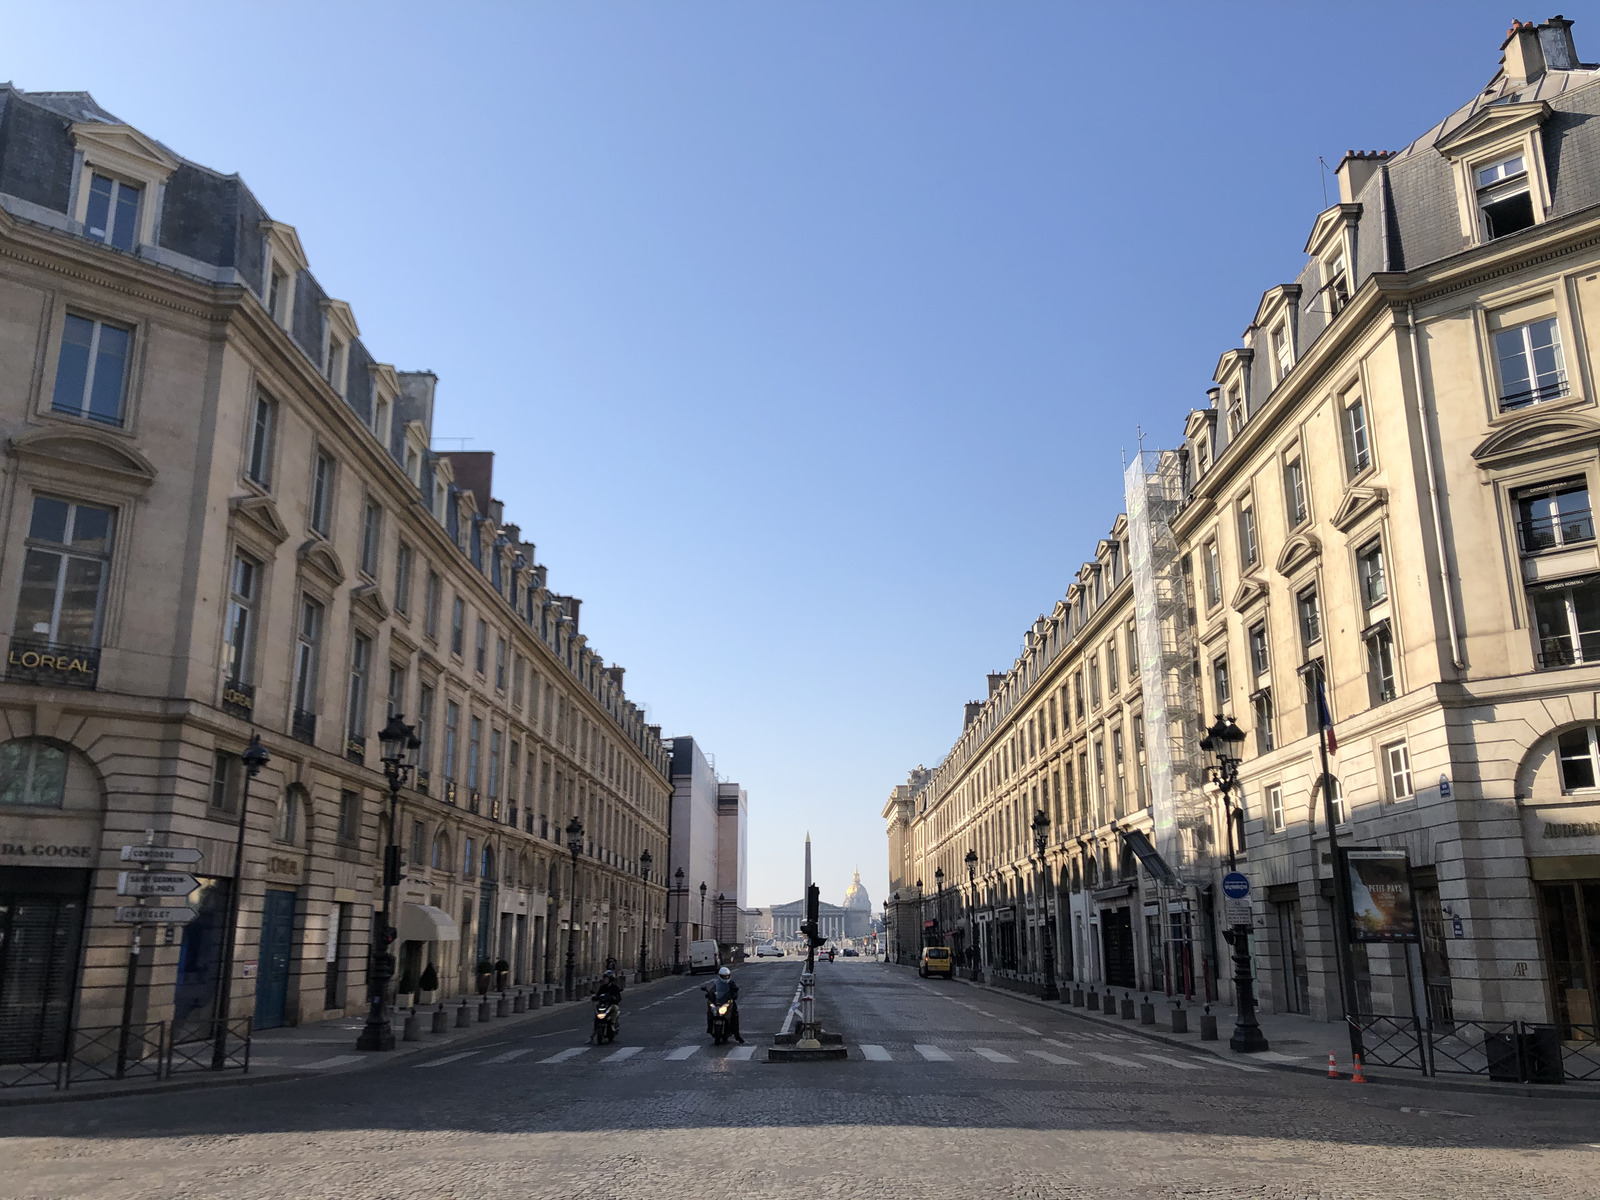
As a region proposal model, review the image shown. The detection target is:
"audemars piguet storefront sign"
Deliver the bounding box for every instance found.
[1345,849,1418,943]
[5,638,99,689]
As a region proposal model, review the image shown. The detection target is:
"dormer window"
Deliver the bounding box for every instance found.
[1226,386,1246,438]
[84,174,140,251]
[1323,255,1350,316]
[1196,435,1210,476]
[267,269,287,324]
[327,337,347,396]
[1271,322,1292,382]
[1477,154,1535,239]
[373,396,391,447]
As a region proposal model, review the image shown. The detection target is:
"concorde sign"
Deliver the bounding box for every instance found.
[117,871,198,897]
[120,845,203,865]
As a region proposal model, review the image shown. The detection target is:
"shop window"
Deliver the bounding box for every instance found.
[1531,577,1600,668]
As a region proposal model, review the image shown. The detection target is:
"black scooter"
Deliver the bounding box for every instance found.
[592,998,619,1043]
[704,988,736,1045]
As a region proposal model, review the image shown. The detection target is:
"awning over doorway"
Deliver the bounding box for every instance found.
[399,902,459,942]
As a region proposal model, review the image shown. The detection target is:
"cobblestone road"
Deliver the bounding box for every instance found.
[5,961,1597,1200]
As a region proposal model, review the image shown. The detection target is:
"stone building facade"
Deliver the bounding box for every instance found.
[887,17,1600,1035]
[0,85,674,1065]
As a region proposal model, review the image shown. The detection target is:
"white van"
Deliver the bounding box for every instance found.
[689,939,720,974]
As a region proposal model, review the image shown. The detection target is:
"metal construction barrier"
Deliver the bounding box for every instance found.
[1,1018,253,1092]
[65,1022,165,1088]
[1352,1013,1600,1084]
[165,1017,253,1078]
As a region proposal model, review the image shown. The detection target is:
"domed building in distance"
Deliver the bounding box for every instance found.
[843,867,872,939]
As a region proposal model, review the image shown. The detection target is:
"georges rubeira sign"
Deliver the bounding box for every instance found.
[5,639,99,689]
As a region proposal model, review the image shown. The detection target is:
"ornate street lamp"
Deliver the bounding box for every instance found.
[563,815,584,1002]
[357,714,420,1051]
[672,866,685,974]
[698,880,707,934]
[881,897,889,961]
[212,734,270,1068]
[1031,810,1059,1001]
[934,867,945,951]
[915,878,924,949]
[964,848,980,981]
[637,849,652,982]
[1200,715,1268,1053]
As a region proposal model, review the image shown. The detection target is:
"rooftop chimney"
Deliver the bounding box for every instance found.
[1538,15,1579,71]
[1336,150,1394,205]
[1502,19,1548,87]
[987,672,1005,697]
[964,701,983,729]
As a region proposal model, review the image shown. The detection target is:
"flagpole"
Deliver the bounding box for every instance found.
[1317,682,1364,1065]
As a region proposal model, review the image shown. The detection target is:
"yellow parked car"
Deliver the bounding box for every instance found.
[919,946,954,978]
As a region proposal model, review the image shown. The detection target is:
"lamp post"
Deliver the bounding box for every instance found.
[1200,716,1268,1053]
[1030,810,1059,1001]
[563,815,584,1002]
[964,848,979,981]
[357,714,421,1051]
[211,734,270,1069]
[698,880,707,937]
[934,867,945,951]
[881,898,888,961]
[637,849,652,982]
[672,866,685,974]
[915,879,924,949]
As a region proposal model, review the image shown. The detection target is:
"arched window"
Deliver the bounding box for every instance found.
[0,739,67,807]
[432,830,451,870]
[274,786,304,844]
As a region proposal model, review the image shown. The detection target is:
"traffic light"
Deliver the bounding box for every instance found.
[803,884,826,948]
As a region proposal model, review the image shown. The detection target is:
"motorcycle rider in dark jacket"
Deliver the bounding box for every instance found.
[594,970,622,1006]
[705,966,744,1043]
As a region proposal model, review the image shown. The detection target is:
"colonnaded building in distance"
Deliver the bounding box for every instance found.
[0,83,692,1066]
[886,17,1600,1040]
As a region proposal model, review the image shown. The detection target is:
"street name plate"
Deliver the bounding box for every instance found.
[1222,871,1252,926]
[117,871,198,896]
[115,905,197,924]
[120,845,203,864]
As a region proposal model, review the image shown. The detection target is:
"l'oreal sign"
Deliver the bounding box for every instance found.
[6,640,99,689]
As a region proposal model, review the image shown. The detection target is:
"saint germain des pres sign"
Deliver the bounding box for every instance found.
[5,638,99,689]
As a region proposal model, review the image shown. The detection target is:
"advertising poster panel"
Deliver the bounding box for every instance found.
[1345,849,1417,943]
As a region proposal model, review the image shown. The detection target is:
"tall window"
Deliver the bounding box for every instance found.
[1557,726,1600,792]
[1204,540,1222,608]
[51,314,131,425]
[0,740,67,808]
[1516,480,1593,553]
[1134,715,1149,805]
[467,716,482,791]
[495,637,507,691]
[488,729,502,801]
[1112,728,1126,817]
[327,336,347,395]
[1272,322,1292,380]
[83,173,140,249]
[1284,458,1308,526]
[310,451,335,536]
[394,543,413,615]
[1297,587,1322,651]
[210,751,240,814]
[1088,656,1101,708]
[1212,655,1231,717]
[337,790,361,844]
[267,268,287,324]
[1365,623,1397,704]
[1074,672,1085,720]
[1300,659,1326,739]
[475,620,487,675]
[424,570,441,639]
[1532,579,1600,668]
[1252,689,1275,755]
[360,501,382,577]
[12,496,116,647]
[1383,740,1414,801]
[1106,642,1120,693]
[246,393,275,485]
[1226,386,1245,438]
[223,552,259,683]
[1476,153,1535,239]
[1267,784,1285,834]
[1495,317,1567,410]
[444,700,460,780]
[386,663,406,718]
[417,685,434,772]
[410,820,426,868]
[450,597,465,656]
[373,396,391,445]
[1248,622,1270,680]
[1357,540,1387,607]
[513,656,526,708]
[1343,396,1371,475]
[1238,504,1259,567]
[289,601,323,723]
[347,634,371,743]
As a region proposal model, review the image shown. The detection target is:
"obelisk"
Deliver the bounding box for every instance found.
[804,831,812,896]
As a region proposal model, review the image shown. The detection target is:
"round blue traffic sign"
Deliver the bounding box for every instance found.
[1222,871,1250,899]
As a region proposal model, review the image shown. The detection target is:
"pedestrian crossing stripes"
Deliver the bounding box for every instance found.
[602,1046,642,1062]
[1137,1052,1207,1071]
[914,1044,952,1061]
[972,1047,1016,1063]
[1027,1050,1079,1066]
[484,1048,538,1064]
[540,1047,588,1064]
[1084,1052,1147,1069]
[860,1044,892,1061]
[415,1051,479,1069]
[726,1045,757,1061]
[665,1045,700,1061]
[300,1054,363,1070]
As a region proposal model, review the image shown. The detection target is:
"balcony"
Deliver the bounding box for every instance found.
[1538,637,1600,669]
[1499,378,1570,412]
[291,709,317,744]
[1519,508,1595,554]
[345,734,366,763]
[415,769,431,796]
[221,678,255,720]
[5,638,100,689]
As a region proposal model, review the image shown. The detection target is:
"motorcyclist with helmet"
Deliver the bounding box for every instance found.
[704,965,744,1043]
[591,969,622,1042]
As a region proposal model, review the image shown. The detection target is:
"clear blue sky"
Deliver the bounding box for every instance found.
[5,2,1536,907]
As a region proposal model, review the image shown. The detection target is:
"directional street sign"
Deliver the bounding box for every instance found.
[120,845,203,864]
[117,871,198,897]
[1222,871,1252,927]
[114,905,197,924]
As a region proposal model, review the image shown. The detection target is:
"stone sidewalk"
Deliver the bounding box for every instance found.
[0,974,686,1107]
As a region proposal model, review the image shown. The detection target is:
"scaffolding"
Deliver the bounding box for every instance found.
[1125,450,1208,881]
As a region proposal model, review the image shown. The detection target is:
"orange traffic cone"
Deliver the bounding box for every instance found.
[1351,1053,1368,1083]
[1327,1052,1339,1079]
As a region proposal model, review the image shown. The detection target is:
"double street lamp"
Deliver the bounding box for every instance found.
[1030,810,1059,1001]
[1200,715,1269,1053]
[964,848,980,981]
[672,866,685,973]
[357,714,421,1052]
[563,815,584,1002]
[637,849,652,982]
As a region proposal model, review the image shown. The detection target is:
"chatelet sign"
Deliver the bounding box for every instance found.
[6,639,99,689]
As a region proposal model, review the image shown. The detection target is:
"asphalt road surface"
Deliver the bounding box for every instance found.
[5,959,1597,1199]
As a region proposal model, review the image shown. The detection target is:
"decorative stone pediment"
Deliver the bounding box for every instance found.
[1184,408,1217,440]
[1275,531,1321,577]
[7,426,156,492]
[70,122,180,182]
[1331,486,1388,534]
[296,538,346,588]
[1252,283,1303,330]
[228,494,289,546]
[1434,100,1550,159]
[350,583,390,623]
[1303,202,1360,257]
[388,623,420,656]
[1230,574,1269,613]
[1471,412,1600,469]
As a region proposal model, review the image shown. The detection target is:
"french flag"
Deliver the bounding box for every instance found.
[1316,678,1338,755]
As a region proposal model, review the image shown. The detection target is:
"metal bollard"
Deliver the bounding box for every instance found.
[432,1003,449,1034]
[1120,993,1136,1020]
[496,992,510,1018]
[403,1008,421,1042]
[478,997,492,1022]
[513,989,526,1014]
[1200,1005,1218,1041]
[456,999,472,1028]
[531,990,544,1009]
[1170,1003,1188,1034]
[1140,996,1156,1025]
[1086,989,1100,1011]
[1073,986,1085,1007]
